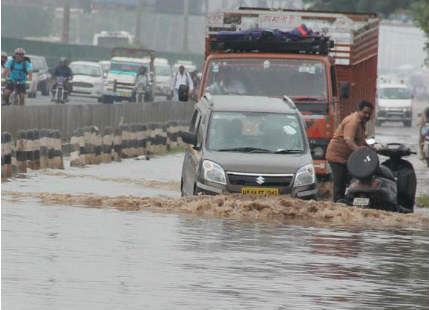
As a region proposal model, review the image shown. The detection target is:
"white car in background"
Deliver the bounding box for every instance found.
[376,83,413,127]
[154,58,172,99]
[69,61,104,100]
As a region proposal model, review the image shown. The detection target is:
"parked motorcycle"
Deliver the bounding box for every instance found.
[344,143,416,213]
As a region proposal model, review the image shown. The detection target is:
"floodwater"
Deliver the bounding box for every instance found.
[2,151,429,309]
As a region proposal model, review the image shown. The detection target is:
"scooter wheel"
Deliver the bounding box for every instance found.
[347,147,379,179]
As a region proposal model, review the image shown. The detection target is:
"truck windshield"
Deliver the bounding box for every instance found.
[205,58,327,101]
[378,87,412,100]
[110,61,148,74]
[207,111,305,153]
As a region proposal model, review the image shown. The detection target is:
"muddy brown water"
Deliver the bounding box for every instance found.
[2,147,429,309]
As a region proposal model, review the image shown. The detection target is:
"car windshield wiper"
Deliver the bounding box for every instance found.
[216,147,272,153]
[274,149,303,154]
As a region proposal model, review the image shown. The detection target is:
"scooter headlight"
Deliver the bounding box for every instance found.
[294,164,316,187]
[202,160,227,185]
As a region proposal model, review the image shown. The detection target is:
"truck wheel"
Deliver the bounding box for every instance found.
[404,120,412,127]
[101,95,113,104]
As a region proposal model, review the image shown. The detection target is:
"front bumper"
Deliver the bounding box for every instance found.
[195,181,317,199]
[377,109,412,121]
[71,85,102,98]
[103,88,134,99]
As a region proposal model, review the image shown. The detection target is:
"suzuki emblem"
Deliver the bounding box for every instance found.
[256,176,265,185]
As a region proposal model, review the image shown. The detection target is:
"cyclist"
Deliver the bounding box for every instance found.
[2,48,32,106]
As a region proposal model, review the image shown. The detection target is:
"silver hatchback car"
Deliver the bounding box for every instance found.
[180,95,317,199]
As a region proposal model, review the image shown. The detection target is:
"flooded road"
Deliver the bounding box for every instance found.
[2,99,429,309]
[2,151,429,309]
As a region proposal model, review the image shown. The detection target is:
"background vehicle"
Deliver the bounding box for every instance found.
[181,95,317,199]
[154,58,172,99]
[102,47,155,104]
[345,144,416,213]
[69,61,104,100]
[99,60,111,79]
[376,83,413,127]
[173,60,196,73]
[201,8,380,179]
[93,31,133,47]
[27,55,50,97]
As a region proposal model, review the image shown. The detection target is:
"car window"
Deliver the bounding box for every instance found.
[70,63,102,77]
[207,112,305,153]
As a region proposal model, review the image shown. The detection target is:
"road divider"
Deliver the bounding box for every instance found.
[2,121,189,180]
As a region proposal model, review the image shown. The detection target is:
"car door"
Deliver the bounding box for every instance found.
[182,109,202,195]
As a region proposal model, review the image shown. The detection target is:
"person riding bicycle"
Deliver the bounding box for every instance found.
[51,57,73,102]
[2,48,32,106]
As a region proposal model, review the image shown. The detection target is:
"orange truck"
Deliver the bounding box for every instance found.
[198,7,379,179]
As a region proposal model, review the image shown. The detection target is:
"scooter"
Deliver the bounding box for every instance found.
[344,143,417,213]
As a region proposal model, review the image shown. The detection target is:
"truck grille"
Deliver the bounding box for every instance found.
[227,172,294,187]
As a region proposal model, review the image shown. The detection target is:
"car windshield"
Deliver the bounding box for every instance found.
[155,65,171,76]
[206,112,305,153]
[70,63,102,77]
[110,61,148,74]
[205,58,327,101]
[378,87,412,99]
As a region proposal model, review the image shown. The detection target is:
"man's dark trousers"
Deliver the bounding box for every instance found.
[329,161,350,202]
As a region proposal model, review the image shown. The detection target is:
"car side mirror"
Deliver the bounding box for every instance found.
[340,82,350,99]
[181,132,197,145]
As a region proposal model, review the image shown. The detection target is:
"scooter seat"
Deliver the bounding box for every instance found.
[377,165,395,181]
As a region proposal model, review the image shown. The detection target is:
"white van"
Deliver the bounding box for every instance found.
[376,83,413,127]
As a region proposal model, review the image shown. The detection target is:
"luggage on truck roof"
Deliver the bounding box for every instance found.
[206,7,379,65]
[210,28,333,55]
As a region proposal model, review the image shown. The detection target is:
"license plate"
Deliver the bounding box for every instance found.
[241,187,279,195]
[353,197,370,206]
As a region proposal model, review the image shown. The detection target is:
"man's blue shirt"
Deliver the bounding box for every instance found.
[5,59,32,82]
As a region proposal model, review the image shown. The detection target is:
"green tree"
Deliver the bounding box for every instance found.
[302,0,418,17]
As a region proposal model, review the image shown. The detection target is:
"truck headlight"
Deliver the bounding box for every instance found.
[312,146,325,159]
[202,160,227,185]
[294,164,315,187]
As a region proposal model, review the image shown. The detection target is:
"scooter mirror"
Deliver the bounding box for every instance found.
[366,138,376,146]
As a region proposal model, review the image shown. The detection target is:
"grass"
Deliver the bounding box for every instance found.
[416,195,429,208]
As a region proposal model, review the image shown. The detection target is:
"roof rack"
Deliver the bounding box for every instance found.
[210,35,333,55]
[283,95,297,109]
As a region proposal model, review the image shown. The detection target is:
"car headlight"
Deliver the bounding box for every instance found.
[294,164,315,187]
[202,160,227,185]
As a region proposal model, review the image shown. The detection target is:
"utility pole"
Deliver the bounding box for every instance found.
[135,0,143,46]
[62,0,71,43]
[183,0,189,52]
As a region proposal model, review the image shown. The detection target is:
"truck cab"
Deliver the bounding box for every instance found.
[102,48,155,104]
[200,8,379,178]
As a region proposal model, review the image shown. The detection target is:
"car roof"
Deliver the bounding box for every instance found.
[70,61,101,67]
[111,57,150,64]
[199,95,298,114]
[378,83,409,89]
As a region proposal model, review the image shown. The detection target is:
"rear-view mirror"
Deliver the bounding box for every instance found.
[340,82,350,99]
[181,132,197,145]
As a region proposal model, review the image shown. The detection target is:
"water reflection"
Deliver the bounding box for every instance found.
[2,199,429,309]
